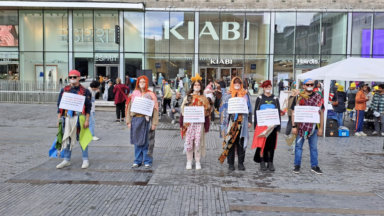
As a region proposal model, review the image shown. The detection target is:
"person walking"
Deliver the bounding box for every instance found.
[56,70,92,169]
[180,74,211,170]
[126,76,159,169]
[252,80,281,171]
[332,85,347,127]
[107,81,114,101]
[214,80,222,113]
[88,81,100,141]
[218,77,252,171]
[355,85,368,136]
[346,83,358,120]
[113,78,130,123]
[161,79,172,115]
[170,91,183,124]
[370,84,384,135]
[291,78,324,175]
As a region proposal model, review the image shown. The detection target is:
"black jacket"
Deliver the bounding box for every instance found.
[108,85,115,101]
[332,91,347,113]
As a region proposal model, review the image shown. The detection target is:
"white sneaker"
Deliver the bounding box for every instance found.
[196,162,201,170]
[81,160,89,169]
[381,132,384,136]
[171,120,175,124]
[360,132,367,136]
[92,136,100,141]
[354,132,361,137]
[372,131,379,135]
[186,161,192,170]
[56,160,70,169]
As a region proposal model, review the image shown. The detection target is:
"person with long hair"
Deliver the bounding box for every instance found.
[252,80,281,171]
[126,76,159,169]
[180,73,211,170]
[113,78,130,123]
[0,25,18,46]
[218,77,252,171]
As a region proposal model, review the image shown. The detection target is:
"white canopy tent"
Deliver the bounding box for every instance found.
[296,57,384,136]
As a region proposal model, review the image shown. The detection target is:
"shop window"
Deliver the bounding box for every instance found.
[274,13,295,55]
[245,12,270,54]
[145,12,169,53]
[44,10,68,52]
[73,10,94,52]
[321,13,347,55]
[0,52,19,80]
[244,55,269,95]
[144,53,169,84]
[125,53,143,78]
[19,10,43,52]
[220,12,244,54]
[199,12,220,54]
[170,12,194,53]
[351,13,372,57]
[20,52,43,82]
[295,13,321,55]
[94,10,119,52]
[373,13,384,56]
[124,12,144,53]
[0,10,18,52]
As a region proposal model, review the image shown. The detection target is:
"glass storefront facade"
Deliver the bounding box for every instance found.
[1,9,384,93]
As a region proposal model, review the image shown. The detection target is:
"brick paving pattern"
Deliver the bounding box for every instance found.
[0,103,384,215]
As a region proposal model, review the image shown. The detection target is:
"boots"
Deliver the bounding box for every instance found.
[228,164,235,171]
[238,163,245,171]
[267,162,275,171]
[260,161,267,171]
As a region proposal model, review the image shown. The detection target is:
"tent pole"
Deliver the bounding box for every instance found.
[323,79,330,138]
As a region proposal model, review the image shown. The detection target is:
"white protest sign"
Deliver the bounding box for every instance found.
[184,106,205,123]
[256,109,280,126]
[59,92,86,112]
[228,97,248,114]
[130,97,155,116]
[294,106,320,123]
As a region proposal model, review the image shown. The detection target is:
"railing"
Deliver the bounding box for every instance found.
[0,91,59,103]
[0,80,64,92]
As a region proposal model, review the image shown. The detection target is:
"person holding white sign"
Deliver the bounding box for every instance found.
[291,78,324,175]
[180,73,211,170]
[126,76,159,169]
[252,80,281,172]
[56,70,92,169]
[218,77,252,171]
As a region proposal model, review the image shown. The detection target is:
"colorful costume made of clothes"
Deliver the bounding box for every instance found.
[218,77,252,164]
[180,92,211,159]
[296,92,323,138]
[126,76,159,165]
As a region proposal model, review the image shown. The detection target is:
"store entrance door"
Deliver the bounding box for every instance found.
[199,67,243,88]
[95,64,119,83]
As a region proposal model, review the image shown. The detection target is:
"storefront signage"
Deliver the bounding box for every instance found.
[210,59,232,65]
[251,64,256,69]
[0,52,11,61]
[95,55,118,62]
[296,59,319,65]
[164,21,250,40]
[70,28,117,43]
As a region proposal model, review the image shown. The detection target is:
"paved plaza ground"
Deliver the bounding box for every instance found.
[0,103,384,216]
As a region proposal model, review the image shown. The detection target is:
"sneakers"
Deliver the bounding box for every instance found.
[145,164,152,169]
[238,163,245,171]
[171,120,175,124]
[186,161,192,170]
[354,132,361,136]
[195,162,201,170]
[228,164,235,171]
[56,160,70,169]
[311,166,323,175]
[293,165,300,174]
[132,164,139,168]
[92,136,100,141]
[359,132,367,136]
[260,162,267,171]
[372,131,379,135]
[381,132,384,136]
[81,160,89,169]
[267,163,275,171]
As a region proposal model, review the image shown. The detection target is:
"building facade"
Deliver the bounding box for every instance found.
[1,1,384,93]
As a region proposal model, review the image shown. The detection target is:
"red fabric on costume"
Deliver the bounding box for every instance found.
[251,124,277,155]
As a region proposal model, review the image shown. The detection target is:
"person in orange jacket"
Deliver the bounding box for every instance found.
[354,85,369,136]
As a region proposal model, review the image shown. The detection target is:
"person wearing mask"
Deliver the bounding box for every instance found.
[107,81,114,102]
[170,91,183,124]
[56,70,92,169]
[161,79,172,115]
[113,78,130,123]
[354,85,369,136]
[370,84,384,136]
[126,76,159,169]
[347,83,358,120]
[278,79,285,95]
[88,81,100,141]
[219,78,227,94]
[218,77,252,171]
[180,73,211,170]
[291,78,324,175]
[286,89,300,137]
[332,85,347,127]
[252,80,281,171]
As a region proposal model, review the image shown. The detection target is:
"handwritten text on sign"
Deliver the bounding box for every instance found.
[228,97,248,114]
[184,106,205,123]
[256,109,280,126]
[294,106,320,123]
[59,92,86,112]
[130,97,155,116]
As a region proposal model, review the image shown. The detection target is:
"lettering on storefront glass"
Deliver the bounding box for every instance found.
[210,59,233,65]
[95,55,117,62]
[0,52,11,61]
[164,21,250,40]
[296,59,319,65]
[69,29,116,43]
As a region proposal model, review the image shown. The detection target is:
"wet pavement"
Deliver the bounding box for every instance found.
[0,103,384,215]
